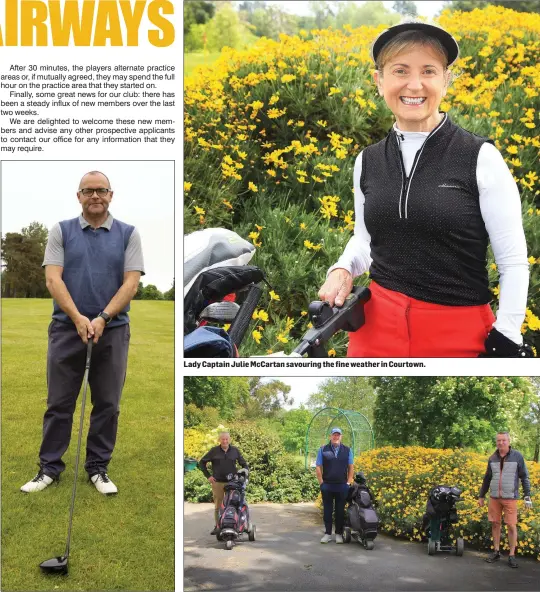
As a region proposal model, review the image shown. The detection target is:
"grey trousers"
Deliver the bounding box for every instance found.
[39,320,130,477]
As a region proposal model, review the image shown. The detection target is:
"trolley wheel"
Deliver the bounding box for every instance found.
[428,540,436,556]
[247,521,253,533]
[364,540,375,551]
[456,537,464,556]
[343,527,351,544]
[248,524,256,542]
[226,540,233,550]
[216,532,223,541]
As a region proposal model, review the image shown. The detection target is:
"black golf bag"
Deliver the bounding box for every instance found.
[344,478,378,549]
[216,470,256,549]
[422,485,464,556]
[184,228,265,357]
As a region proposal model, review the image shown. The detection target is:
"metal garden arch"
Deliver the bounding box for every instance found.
[304,407,375,469]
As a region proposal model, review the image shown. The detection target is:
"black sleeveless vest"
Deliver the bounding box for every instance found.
[361,113,494,306]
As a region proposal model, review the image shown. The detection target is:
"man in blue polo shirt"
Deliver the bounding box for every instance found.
[316,428,354,543]
[20,171,144,496]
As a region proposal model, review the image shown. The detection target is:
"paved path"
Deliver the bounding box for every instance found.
[184,502,540,592]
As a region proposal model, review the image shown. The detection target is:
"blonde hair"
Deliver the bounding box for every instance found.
[376,30,449,72]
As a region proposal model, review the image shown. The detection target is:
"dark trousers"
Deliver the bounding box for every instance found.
[321,482,349,535]
[39,320,130,477]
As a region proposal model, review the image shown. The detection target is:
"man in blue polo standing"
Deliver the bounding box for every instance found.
[20,170,144,496]
[316,428,354,543]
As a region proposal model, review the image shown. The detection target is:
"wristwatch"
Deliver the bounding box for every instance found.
[98,311,112,325]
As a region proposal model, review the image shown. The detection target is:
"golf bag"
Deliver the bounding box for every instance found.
[216,469,256,549]
[347,483,379,542]
[184,228,265,357]
[422,485,464,556]
[422,485,462,533]
[343,473,378,549]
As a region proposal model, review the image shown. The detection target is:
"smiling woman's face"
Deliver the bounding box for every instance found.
[373,44,449,132]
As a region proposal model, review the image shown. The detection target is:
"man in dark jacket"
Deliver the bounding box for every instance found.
[316,428,354,544]
[199,431,249,534]
[478,432,533,568]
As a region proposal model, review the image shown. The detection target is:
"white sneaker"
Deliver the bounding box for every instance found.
[20,470,55,493]
[90,472,118,496]
[321,534,333,543]
[335,534,344,544]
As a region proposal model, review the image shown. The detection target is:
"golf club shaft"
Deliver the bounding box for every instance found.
[64,339,93,559]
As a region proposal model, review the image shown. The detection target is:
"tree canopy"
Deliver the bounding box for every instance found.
[1,222,49,298]
[372,377,533,450]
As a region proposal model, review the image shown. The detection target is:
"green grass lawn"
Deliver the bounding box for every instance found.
[1,299,174,591]
[184,52,221,76]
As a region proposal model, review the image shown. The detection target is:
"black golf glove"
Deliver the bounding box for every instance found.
[479,328,534,358]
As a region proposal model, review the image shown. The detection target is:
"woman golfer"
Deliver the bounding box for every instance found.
[319,22,531,358]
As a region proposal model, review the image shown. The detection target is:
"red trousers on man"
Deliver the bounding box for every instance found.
[347,281,495,358]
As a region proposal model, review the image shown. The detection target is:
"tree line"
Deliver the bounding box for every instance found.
[184,376,540,461]
[1,221,174,300]
[184,0,539,52]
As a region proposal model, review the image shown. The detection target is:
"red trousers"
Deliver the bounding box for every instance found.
[347,281,495,358]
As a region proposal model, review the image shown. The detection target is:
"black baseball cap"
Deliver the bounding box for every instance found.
[371,22,460,67]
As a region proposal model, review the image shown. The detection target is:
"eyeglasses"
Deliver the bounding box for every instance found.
[79,188,112,197]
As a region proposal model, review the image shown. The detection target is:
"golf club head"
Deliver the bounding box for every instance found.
[199,301,240,323]
[39,556,68,575]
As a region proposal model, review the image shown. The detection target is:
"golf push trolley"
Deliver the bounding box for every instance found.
[423,485,464,557]
[216,469,256,550]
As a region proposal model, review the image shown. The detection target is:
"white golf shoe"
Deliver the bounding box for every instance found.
[335,534,344,544]
[320,533,333,543]
[20,470,55,493]
[90,472,118,496]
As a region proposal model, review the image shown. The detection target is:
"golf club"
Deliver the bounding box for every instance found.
[39,339,93,575]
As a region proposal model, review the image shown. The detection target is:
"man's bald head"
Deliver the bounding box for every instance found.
[79,171,111,190]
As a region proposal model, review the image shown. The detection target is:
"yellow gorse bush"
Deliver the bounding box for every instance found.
[184,6,540,355]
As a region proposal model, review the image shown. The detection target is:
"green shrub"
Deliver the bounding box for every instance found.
[184,469,213,503]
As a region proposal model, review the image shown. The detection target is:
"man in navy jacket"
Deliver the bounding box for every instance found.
[316,428,354,544]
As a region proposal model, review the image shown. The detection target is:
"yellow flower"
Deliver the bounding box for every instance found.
[222,200,233,209]
[328,349,336,357]
[506,145,518,155]
[266,169,277,177]
[184,181,192,192]
[267,108,286,119]
[300,223,307,230]
[266,349,274,354]
[252,310,259,320]
[252,330,262,344]
[269,94,280,105]
[490,263,497,271]
[329,87,341,96]
[316,120,328,127]
[528,256,536,265]
[281,74,296,83]
[492,285,500,297]
[301,311,307,316]
[223,324,231,332]
[525,171,538,183]
[269,290,280,301]
[194,206,205,216]
[259,310,269,322]
[277,333,288,344]
[248,182,258,192]
[248,231,260,240]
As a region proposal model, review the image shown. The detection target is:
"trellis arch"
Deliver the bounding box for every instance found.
[304,407,375,469]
